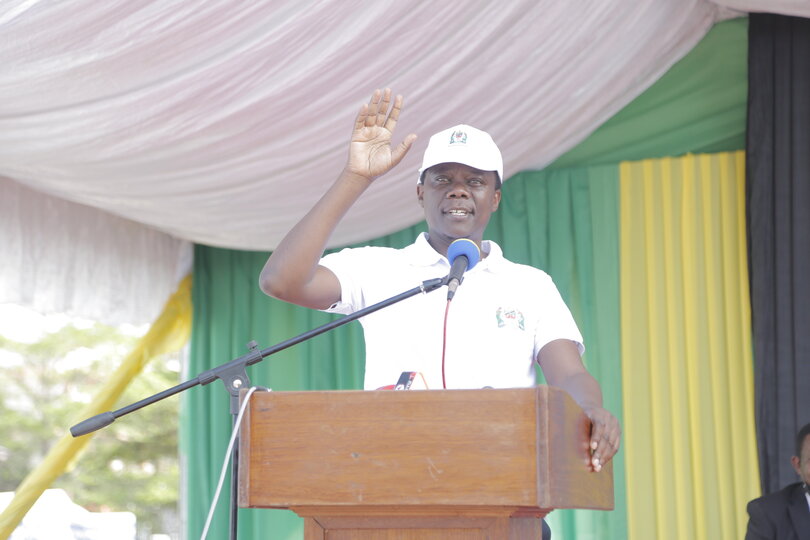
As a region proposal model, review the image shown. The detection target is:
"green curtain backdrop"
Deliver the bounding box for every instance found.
[494,166,625,538]
[182,17,748,540]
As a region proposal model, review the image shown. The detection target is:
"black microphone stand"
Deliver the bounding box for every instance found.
[70,276,447,540]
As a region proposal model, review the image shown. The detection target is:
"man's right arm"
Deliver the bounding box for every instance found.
[259,170,373,310]
[259,89,416,310]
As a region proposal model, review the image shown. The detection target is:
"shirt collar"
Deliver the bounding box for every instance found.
[407,232,505,271]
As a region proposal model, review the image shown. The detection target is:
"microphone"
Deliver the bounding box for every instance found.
[446,238,481,300]
[394,371,429,390]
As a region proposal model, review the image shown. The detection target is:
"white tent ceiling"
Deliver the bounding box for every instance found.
[1,0,808,324]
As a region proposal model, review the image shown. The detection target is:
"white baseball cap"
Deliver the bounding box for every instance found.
[418,124,504,184]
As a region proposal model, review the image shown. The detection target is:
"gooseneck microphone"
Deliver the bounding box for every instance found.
[446,238,481,300]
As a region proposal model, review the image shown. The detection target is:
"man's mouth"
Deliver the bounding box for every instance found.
[446,208,472,217]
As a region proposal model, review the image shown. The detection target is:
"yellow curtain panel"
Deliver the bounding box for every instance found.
[0,274,192,539]
[620,152,759,540]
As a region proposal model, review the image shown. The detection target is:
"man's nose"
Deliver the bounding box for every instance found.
[447,181,470,198]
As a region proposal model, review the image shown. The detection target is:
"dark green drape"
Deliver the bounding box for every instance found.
[183,18,747,540]
[746,13,810,495]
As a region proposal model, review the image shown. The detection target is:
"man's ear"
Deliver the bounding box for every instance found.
[491,189,502,212]
[792,455,802,476]
[417,184,424,207]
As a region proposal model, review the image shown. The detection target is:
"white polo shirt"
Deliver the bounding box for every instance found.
[320,233,584,390]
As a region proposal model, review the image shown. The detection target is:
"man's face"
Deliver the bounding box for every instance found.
[793,434,810,485]
[417,162,501,254]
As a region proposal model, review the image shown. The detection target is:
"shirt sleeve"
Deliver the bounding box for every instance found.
[532,272,585,358]
[320,245,396,315]
[318,247,362,314]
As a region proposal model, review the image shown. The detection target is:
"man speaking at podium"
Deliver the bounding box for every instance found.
[259,89,621,479]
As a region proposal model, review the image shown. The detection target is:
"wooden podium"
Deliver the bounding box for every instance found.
[238,386,613,539]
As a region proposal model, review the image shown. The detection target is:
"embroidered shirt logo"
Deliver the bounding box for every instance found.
[496,307,525,331]
[449,130,467,145]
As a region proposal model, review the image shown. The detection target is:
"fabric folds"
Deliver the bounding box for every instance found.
[746,13,810,495]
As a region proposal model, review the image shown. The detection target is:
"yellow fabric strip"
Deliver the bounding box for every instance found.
[0,274,192,539]
[620,152,759,540]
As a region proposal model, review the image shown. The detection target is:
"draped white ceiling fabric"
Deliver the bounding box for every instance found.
[0,176,192,324]
[0,0,805,324]
[713,0,810,16]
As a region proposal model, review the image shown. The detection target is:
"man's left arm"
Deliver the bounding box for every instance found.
[537,339,621,472]
[744,497,774,540]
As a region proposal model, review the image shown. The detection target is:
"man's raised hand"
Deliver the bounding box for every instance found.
[345,88,417,181]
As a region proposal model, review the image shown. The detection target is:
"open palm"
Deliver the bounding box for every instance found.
[346,89,415,180]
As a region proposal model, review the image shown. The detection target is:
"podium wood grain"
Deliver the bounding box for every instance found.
[238,387,613,539]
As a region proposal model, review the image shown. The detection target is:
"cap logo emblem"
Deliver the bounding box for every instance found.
[449,130,467,145]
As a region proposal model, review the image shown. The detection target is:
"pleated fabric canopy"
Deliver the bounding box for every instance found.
[2,0,809,325]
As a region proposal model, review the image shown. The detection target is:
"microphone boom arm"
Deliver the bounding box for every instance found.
[70,276,447,437]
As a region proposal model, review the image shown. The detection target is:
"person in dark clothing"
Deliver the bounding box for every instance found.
[745,422,810,540]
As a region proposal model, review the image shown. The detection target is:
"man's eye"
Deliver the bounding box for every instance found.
[434,176,449,183]
[469,178,483,185]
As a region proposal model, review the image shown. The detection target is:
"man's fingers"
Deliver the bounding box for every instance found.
[590,416,606,448]
[608,431,621,452]
[591,427,620,466]
[358,89,401,133]
[365,89,381,127]
[354,104,369,132]
[389,134,417,168]
[384,94,404,132]
[376,88,392,126]
[586,408,621,472]
[594,437,616,458]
